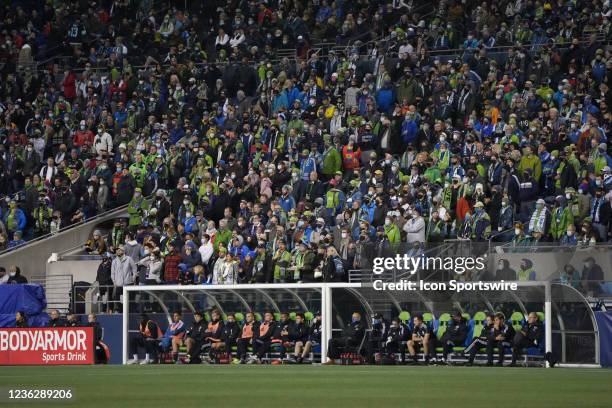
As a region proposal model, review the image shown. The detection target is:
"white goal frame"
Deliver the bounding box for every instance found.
[122,281,553,365]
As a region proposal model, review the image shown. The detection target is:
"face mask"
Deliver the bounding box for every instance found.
[27,147,33,152]
[566,230,573,236]
[186,212,192,218]
[515,228,521,235]
[10,272,16,277]
[385,219,391,226]
[351,317,359,323]
[566,193,572,200]
[80,125,86,130]
[341,232,348,239]
[88,187,94,194]
[150,255,156,261]
[497,264,503,270]
[183,200,190,205]
[143,249,150,255]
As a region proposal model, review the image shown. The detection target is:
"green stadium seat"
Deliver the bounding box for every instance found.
[234,312,245,322]
[398,311,410,324]
[304,312,314,322]
[254,312,262,321]
[536,312,545,322]
[422,313,434,324]
[462,312,471,321]
[473,311,487,323]
[222,313,228,321]
[289,312,297,321]
[274,312,281,321]
[510,311,525,332]
[436,313,451,339]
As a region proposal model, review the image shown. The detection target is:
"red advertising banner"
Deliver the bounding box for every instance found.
[0,327,94,365]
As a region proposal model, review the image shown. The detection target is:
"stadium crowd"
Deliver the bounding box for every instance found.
[0,0,610,289]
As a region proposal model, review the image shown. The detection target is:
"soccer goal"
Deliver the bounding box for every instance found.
[121,281,594,366]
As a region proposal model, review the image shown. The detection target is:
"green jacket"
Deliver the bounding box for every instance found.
[215,229,232,250]
[127,196,150,226]
[550,206,574,240]
[322,147,342,175]
[273,249,293,281]
[384,223,401,243]
[518,154,542,181]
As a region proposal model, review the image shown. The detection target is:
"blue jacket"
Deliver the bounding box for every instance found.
[300,156,317,180]
[183,216,198,234]
[376,87,395,114]
[279,195,296,213]
[4,209,26,232]
[401,119,418,144]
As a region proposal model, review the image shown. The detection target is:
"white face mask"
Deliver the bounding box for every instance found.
[9,272,16,277]
[186,212,192,218]
[566,230,573,236]
[566,193,571,200]
[384,219,391,226]
[88,187,94,194]
[183,200,190,205]
[515,228,521,235]
[497,264,503,270]
[149,255,156,261]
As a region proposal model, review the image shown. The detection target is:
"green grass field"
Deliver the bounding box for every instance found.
[0,365,610,408]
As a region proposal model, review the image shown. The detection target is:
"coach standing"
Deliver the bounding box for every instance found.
[111,245,136,313]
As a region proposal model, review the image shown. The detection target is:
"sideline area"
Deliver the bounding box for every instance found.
[0,365,610,407]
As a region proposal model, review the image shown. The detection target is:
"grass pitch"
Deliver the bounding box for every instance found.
[0,365,610,408]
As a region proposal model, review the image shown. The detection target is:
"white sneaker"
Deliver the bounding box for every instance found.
[140,359,152,365]
[126,358,140,365]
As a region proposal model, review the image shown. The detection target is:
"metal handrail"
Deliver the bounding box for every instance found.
[0,202,129,256]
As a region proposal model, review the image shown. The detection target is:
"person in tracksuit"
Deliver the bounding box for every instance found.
[184,310,207,363]
[407,315,432,364]
[236,312,260,364]
[464,314,494,366]
[511,312,543,366]
[253,312,277,362]
[430,311,468,363]
[324,312,365,364]
[289,313,310,363]
[222,313,241,360]
[486,312,515,366]
[272,312,294,359]
[366,313,389,364]
[202,309,225,359]
[385,318,410,363]
[301,312,322,362]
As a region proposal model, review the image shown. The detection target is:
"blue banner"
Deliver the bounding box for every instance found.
[0,285,49,328]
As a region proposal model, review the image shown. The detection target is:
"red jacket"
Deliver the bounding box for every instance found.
[342,145,361,170]
[63,72,76,99]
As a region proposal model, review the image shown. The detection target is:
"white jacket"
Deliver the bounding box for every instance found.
[93,131,113,156]
[403,216,426,243]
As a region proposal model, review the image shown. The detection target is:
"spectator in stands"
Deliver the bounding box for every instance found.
[95,254,113,312]
[85,230,107,255]
[0,267,7,284]
[324,312,365,365]
[7,265,27,284]
[110,245,136,312]
[580,257,605,296]
[15,311,28,328]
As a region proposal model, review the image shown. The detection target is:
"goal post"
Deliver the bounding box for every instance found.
[122,281,556,365]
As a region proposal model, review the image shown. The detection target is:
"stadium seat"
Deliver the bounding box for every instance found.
[274,312,281,321]
[304,312,314,323]
[398,311,410,324]
[254,312,262,321]
[435,313,451,339]
[422,313,434,330]
[289,312,297,321]
[536,312,545,322]
[510,311,525,332]
[234,312,244,323]
[462,312,471,321]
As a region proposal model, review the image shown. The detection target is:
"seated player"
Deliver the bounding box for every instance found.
[203,309,225,359]
[236,312,260,364]
[366,313,389,364]
[510,312,543,366]
[299,312,322,362]
[463,314,494,366]
[429,311,468,363]
[128,314,163,364]
[221,313,241,360]
[273,312,294,359]
[407,315,431,364]
[253,312,277,363]
[288,313,310,363]
[160,311,186,363]
[184,311,207,364]
[324,312,365,364]
[486,312,515,366]
[385,318,410,363]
